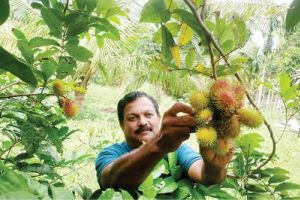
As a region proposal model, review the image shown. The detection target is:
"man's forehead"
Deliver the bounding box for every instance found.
[124,97,156,113]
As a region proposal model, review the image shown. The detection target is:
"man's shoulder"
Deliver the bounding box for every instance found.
[177,143,193,152]
[100,141,131,154]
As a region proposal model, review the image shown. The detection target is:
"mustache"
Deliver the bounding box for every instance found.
[135,125,152,134]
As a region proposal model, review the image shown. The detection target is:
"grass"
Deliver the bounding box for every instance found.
[62,83,300,196]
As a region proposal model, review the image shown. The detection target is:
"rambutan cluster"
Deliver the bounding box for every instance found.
[189,79,264,156]
[53,79,79,118]
[59,97,79,117]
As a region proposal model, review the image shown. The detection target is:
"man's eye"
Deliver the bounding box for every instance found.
[145,113,154,118]
[128,116,136,121]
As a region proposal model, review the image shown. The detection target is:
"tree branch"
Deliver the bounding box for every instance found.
[184,0,276,173]
[0,93,55,99]
[200,0,207,20]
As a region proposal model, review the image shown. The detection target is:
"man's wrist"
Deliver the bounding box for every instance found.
[145,135,166,156]
[201,161,227,184]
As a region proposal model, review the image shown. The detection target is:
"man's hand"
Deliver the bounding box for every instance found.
[156,102,197,153]
[198,144,234,184]
[200,145,234,169]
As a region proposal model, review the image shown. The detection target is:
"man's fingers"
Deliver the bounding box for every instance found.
[164,102,195,116]
[163,114,197,127]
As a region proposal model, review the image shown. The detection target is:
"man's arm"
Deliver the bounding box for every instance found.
[99,103,196,190]
[99,136,164,190]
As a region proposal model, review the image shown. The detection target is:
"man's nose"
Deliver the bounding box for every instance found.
[138,116,147,126]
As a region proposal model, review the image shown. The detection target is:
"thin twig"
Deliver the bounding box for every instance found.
[0,141,20,158]
[63,0,70,14]
[0,81,21,92]
[208,42,217,79]
[184,0,276,174]
[0,93,55,99]
[212,46,241,66]
[168,67,213,78]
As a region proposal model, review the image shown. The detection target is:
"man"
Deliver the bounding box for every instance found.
[95,91,233,191]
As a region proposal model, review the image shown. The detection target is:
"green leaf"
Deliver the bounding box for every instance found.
[66,14,89,38]
[17,40,34,64]
[232,18,249,45]
[172,179,193,199]
[286,0,300,31]
[40,60,56,81]
[41,0,50,7]
[0,47,37,86]
[35,47,59,61]
[152,22,181,43]
[31,2,44,10]
[221,39,235,54]
[233,154,245,177]
[139,175,157,198]
[268,174,289,184]
[185,49,196,68]
[140,0,170,23]
[0,162,37,195]
[0,191,38,200]
[56,56,76,79]
[161,25,175,61]
[0,0,9,25]
[157,177,178,194]
[121,190,133,200]
[96,18,120,40]
[12,28,27,40]
[152,159,169,179]
[50,186,74,200]
[173,9,205,40]
[170,166,182,181]
[248,193,274,200]
[178,23,193,45]
[99,188,115,199]
[263,167,289,177]
[208,186,236,199]
[96,0,118,16]
[41,8,62,37]
[168,152,177,169]
[191,189,205,200]
[275,182,300,192]
[222,177,238,189]
[246,184,266,192]
[231,57,248,66]
[86,0,98,12]
[47,128,63,153]
[237,132,264,154]
[96,35,104,48]
[29,37,59,48]
[139,174,154,192]
[279,72,292,95]
[65,45,93,62]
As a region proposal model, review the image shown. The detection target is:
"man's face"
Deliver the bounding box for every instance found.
[121,97,161,148]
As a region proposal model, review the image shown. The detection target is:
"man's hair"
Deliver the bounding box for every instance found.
[117,91,160,124]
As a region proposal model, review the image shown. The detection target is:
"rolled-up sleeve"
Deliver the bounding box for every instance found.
[95,143,129,178]
[176,144,202,173]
